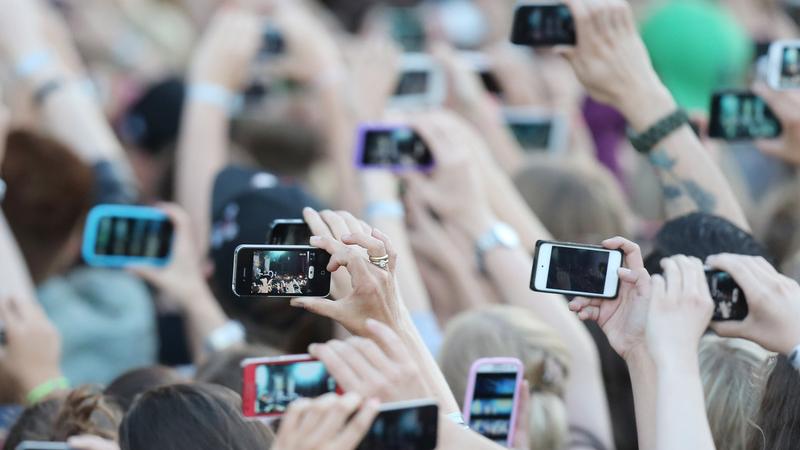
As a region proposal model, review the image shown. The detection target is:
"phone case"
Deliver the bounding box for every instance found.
[389,54,446,109]
[462,357,524,448]
[241,354,341,418]
[266,219,306,244]
[353,124,435,173]
[767,40,800,90]
[81,204,173,268]
[531,240,623,298]
[232,245,331,298]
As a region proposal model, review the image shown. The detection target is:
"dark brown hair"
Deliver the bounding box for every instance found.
[747,356,800,450]
[104,366,185,413]
[119,383,274,450]
[1,129,94,283]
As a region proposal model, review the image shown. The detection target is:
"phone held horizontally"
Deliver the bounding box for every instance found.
[531,240,623,299]
[232,245,331,298]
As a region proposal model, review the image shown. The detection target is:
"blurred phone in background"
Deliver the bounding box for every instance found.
[355,399,438,450]
[708,90,782,141]
[259,26,285,59]
[390,53,446,109]
[768,40,800,89]
[504,107,568,153]
[387,6,427,52]
[268,219,312,246]
[355,124,434,172]
[463,358,524,447]
[81,205,174,268]
[511,2,575,47]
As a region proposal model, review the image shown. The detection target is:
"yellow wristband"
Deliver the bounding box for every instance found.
[26,377,69,405]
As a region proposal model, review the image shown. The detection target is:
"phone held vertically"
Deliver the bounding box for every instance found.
[232,245,331,298]
[510,2,575,47]
[81,204,174,268]
[708,90,782,141]
[705,269,748,321]
[531,240,623,298]
[768,40,800,90]
[355,124,434,172]
[268,219,312,246]
[356,399,439,450]
[240,354,339,418]
[463,358,524,447]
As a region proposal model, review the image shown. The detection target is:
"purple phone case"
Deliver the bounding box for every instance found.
[462,357,524,447]
[354,124,435,173]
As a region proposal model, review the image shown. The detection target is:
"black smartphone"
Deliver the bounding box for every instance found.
[708,90,782,140]
[510,2,575,47]
[232,245,331,297]
[705,270,748,321]
[268,220,312,246]
[260,26,285,58]
[356,125,434,171]
[356,399,438,450]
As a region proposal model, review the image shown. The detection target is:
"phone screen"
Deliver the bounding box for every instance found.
[395,71,430,96]
[546,246,610,294]
[468,369,518,445]
[269,222,312,246]
[779,46,800,88]
[511,4,575,46]
[237,247,330,297]
[709,92,782,140]
[243,359,337,417]
[260,28,285,57]
[360,128,433,170]
[93,216,173,259]
[509,121,553,150]
[706,270,749,321]
[480,71,503,97]
[356,402,438,450]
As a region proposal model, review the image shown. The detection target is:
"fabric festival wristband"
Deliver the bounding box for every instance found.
[188,83,243,116]
[627,108,689,154]
[26,376,70,405]
[789,343,800,370]
[365,201,405,219]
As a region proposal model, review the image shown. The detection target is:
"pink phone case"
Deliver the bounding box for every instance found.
[462,357,524,448]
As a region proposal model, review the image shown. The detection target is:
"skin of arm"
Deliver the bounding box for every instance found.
[0,213,38,304]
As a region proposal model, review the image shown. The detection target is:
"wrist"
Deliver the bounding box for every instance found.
[21,371,67,403]
[651,345,700,373]
[617,82,677,132]
[456,210,499,240]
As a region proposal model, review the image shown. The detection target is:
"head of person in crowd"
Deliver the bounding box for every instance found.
[1,130,94,284]
[641,0,752,114]
[119,383,274,450]
[644,212,769,274]
[439,306,570,450]
[195,344,280,392]
[699,335,770,450]
[116,77,185,202]
[104,366,186,413]
[747,356,800,450]
[209,166,332,353]
[3,388,120,450]
[754,180,800,270]
[514,156,633,245]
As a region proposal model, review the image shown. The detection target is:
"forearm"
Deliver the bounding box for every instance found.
[0,213,37,303]
[437,416,506,450]
[462,102,524,175]
[626,349,658,450]
[654,356,715,450]
[181,283,229,364]
[621,84,749,231]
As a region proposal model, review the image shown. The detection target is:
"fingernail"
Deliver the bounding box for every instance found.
[308,343,318,352]
[618,267,632,276]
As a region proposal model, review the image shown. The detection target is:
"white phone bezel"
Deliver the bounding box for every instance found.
[533,242,622,298]
[389,53,446,109]
[768,40,800,90]
[503,107,569,154]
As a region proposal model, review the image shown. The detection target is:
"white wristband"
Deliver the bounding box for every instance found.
[365,201,405,219]
[789,343,800,370]
[188,82,243,116]
[14,50,53,79]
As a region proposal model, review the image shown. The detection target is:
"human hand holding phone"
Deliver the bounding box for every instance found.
[568,237,652,361]
[753,82,800,166]
[706,254,800,355]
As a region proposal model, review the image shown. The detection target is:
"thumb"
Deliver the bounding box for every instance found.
[290,297,342,322]
[512,379,531,449]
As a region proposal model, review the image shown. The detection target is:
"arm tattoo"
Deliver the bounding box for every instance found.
[649,148,718,213]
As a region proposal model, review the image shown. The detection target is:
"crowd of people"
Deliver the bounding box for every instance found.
[0,0,799,449]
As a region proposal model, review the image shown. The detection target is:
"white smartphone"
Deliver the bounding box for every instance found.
[531,240,623,298]
[503,107,568,153]
[768,40,800,90]
[390,53,446,109]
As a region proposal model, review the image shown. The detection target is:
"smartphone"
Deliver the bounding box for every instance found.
[268,219,312,246]
[460,52,503,97]
[531,240,623,298]
[390,53,446,109]
[259,26,285,58]
[81,204,174,268]
[15,443,71,450]
[510,2,575,47]
[705,269,749,321]
[708,90,782,141]
[504,107,568,153]
[463,358,524,447]
[355,124,434,172]
[232,245,331,298]
[241,354,339,418]
[356,399,438,450]
[768,40,800,89]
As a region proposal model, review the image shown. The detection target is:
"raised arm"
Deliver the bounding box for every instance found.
[561,0,749,231]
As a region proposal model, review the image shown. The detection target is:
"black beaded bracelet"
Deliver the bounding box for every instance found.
[627,108,689,154]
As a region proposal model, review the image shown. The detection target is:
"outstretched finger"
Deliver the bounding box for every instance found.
[333,398,380,449]
[291,297,343,324]
[342,232,387,259]
[370,228,398,272]
[304,207,334,239]
[602,236,644,271]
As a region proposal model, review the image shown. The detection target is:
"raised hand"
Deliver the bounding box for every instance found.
[753,82,800,166]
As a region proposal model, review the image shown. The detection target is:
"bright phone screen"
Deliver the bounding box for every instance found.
[250,249,320,296]
[251,360,336,415]
[780,46,800,88]
[546,246,610,294]
[94,216,172,258]
[361,129,433,168]
[468,369,518,445]
[356,403,438,450]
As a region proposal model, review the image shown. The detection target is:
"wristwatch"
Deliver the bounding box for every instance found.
[789,343,800,370]
[204,320,246,354]
[476,222,520,273]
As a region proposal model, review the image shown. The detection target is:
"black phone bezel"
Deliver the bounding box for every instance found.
[233,245,331,298]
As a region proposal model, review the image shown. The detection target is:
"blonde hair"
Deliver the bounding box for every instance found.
[699,335,770,450]
[439,306,570,450]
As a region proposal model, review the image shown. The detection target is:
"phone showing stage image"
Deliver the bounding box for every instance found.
[241,355,339,418]
[355,125,434,172]
[768,40,800,89]
[511,2,575,47]
[356,399,438,450]
[81,204,174,268]
[232,245,331,297]
[268,219,312,246]
[708,90,782,141]
[531,240,623,298]
[705,269,749,321]
[463,358,524,447]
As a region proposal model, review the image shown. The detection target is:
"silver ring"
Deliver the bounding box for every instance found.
[369,254,390,270]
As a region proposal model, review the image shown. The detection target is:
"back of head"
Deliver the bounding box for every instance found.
[439,306,570,450]
[119,383,273,450]
[195,344,280,392]
[753,181,800,269]
[1,129,95,283]
[699,335,769,450]
[513,157,631,244]
[747,356,800,450]
[644,213,769,274]
[105,366,185,413]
